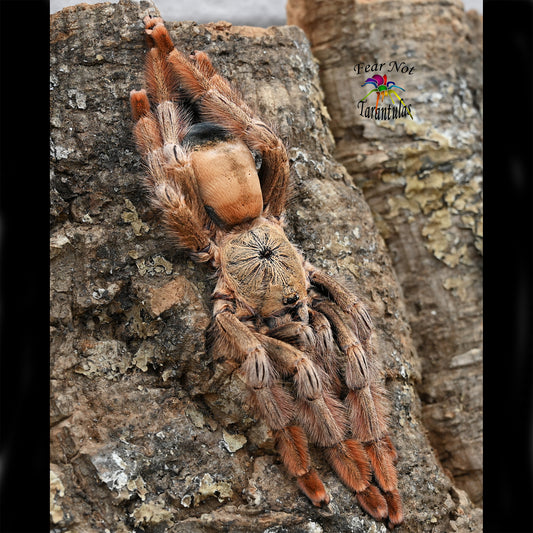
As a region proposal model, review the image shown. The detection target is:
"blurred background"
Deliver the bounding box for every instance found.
[50,0,483,26]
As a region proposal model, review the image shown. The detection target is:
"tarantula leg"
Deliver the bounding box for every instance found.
[308,309,343,392]
[130,90,163,155]
[256,332,347,446]
[213,312,293,427]
[262,314,343,396]
[141,19,289,216]
[296,469,330,507]
[267,321,316,351]
[383,487,403,527]
[129,116,212,256]
[315,300,403,527]
[142,26,193,144]
[260,336,349,450]
[313,300,375,392]
[144,18,174,55]
[357,485,389,521]
[148,171,214,257]
[209,308,330,504]
[274,426,329,507]
[130,88,151,121]
[322,438,390,523]
[308,267,373,344]
[129,106,213,258]
[143,15,164,31]
[130,29,216,259]
[274,425,310,476]
[322,439,371,493]
[261,332,386,512]
[138,20,193,159]
[233,328,339,507]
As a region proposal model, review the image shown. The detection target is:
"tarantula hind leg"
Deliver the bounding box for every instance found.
[208,309,330,506]
[314,300,404,528]
[256,332,390,521]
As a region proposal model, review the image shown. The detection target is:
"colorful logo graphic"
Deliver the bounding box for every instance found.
[359,74,413,120]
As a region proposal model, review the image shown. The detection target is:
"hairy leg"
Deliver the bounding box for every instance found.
[255,331,389,517]
[307,265,373,346]
[142,19,290,217]
[267,311,344,392]
[130,22,215,259]
[207,305,329,506]
[314,299,403,527]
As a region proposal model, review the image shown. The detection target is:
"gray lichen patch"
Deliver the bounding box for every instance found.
[50,467,66,524]
[124,302,161,339]
[131,498,174,527]
[197,473,234,504]
[75,339,132,380]
[135,255,173,276]
[132,341,154,372]
[122,198,149,236]
[222,429,247,453]
[67,88,87,109]
[92,449,136,493]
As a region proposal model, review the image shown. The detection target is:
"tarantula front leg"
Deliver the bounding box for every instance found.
[144,19,289,216]
[314,300,403,527]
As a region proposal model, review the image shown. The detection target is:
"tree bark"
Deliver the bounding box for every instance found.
[287,0,483,507]
[50,1,481,530]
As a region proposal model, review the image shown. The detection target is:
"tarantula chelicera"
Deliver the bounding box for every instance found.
[130,16,403,528]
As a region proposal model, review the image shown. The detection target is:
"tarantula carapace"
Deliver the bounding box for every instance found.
[130,16,403,528]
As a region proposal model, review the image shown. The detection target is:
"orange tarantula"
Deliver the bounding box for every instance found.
[130,16,403,528]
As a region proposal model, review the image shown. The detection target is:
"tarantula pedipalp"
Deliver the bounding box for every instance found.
[130,17,403,528]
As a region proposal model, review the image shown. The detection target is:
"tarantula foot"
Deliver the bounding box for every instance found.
[384,488,404,528]
[146,22,174,55]
[296,470,330,507]
[143,15,164,30]
[356,485,388,521]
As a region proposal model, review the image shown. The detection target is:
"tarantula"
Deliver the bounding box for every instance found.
[130,16,403,528]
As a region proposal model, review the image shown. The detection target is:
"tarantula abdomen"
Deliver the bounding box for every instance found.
[184,122,263,228]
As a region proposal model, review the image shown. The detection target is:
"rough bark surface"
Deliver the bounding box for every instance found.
[287,0,483,507]
[50,1,481,531]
